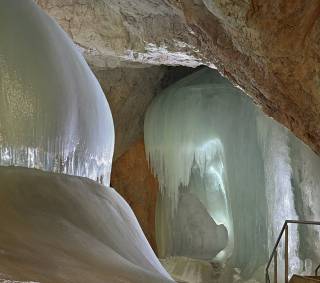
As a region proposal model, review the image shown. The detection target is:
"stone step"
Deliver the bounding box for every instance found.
[290,275,320,282]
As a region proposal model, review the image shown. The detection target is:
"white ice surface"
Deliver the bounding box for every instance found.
[144,68,320,281]
[0,0,114,184]
[0,166,173,283]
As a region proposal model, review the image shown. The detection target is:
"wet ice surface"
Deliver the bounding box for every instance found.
[0,166,173,283]
[0,0,114,185]
[144,68,320,282]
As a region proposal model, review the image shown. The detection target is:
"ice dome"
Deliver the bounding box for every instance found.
[0,0,114,184]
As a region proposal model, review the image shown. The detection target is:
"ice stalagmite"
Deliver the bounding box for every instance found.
[0,0,114,185]
[145,68,320,282]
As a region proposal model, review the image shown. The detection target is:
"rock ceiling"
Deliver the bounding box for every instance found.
[36,0,320,155]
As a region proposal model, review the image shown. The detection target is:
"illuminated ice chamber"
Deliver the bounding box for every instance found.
[0,0,114,184]
[144,68,320,281]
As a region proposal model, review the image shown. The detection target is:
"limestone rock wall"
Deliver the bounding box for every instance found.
[35,0,204,68]
[111,139,159,253]
[176,0,320,154]
[92,66,166,159]
[36,0,320,155]
[92,66,196,159]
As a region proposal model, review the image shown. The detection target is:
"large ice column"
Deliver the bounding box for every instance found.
[289,133,320,274]
[0,0,114,184]
[144,68,305,279]
[256,115,320,279]
[145,69,265,264]
[257,115,300,278]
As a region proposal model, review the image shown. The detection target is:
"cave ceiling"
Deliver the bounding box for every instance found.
[36,0,320,156]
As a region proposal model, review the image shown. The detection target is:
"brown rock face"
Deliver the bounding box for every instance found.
[35,0,203,68]
[111,139,159,253]
[36,0,320,155]
[92,66,195,159]
[175,0,320,154]
[93,66,166,159]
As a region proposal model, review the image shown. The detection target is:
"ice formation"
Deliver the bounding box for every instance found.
[144,68,320,281]
[0,1,173,283]
[0,167,173,283]
[0,0,114,184]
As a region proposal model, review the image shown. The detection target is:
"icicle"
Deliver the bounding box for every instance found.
[144,68,240,262]
[144,68,320,280]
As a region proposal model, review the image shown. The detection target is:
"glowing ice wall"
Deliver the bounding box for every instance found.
[145,68,320,280]
[257,115,300,279]
[144,69,268,270]
[0,0,114,184]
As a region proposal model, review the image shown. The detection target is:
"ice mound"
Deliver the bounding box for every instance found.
[174,192,228,260]
[0,166,173,283]
[0,0,114,184]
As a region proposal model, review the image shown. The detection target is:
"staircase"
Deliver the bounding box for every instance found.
[265,220,320,283]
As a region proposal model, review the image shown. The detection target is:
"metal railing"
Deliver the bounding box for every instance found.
[315,263,320,276]
[265,220,320,283]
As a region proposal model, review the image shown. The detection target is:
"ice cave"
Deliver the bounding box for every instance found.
[1,1,320,283]
[144,68,320,282]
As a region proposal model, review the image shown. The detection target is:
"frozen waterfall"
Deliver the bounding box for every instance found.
[0,0,114,185]
[144,68,320,281]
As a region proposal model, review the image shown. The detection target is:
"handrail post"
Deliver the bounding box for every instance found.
[266,220,320,283]
[285,224,289,283]
[274,248,278,283]
[315,263,320,276]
